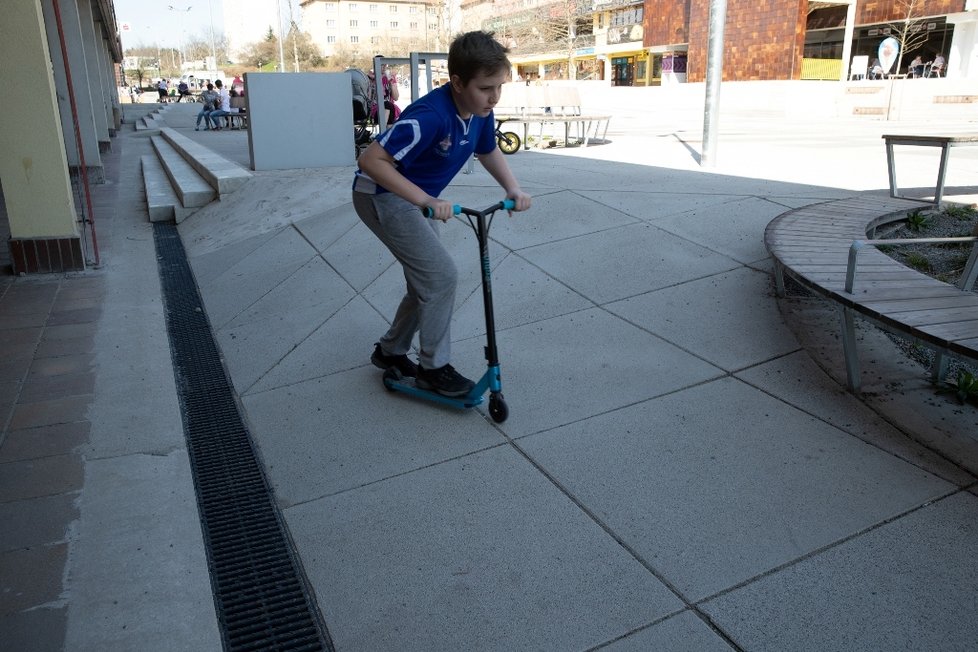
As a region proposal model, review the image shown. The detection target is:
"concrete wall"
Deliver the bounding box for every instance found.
[0,0,78,240]
[245,72,355,170]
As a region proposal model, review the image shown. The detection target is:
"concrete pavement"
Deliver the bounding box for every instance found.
[3,85,978,651]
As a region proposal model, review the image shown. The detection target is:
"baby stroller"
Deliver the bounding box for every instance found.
[349,68,375,156]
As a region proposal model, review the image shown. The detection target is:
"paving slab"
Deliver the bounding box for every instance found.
[650,195,794,264]
[701,491,978,651]
[195,225,320,329]
[246,295,391,394]
[177,168,348,256]
[519,377,953,601]
[451,252,595,338]
[215,257,357,392]
[64,453,220,652]
[521,221,741,305]
[320,220,398,293]
[485,188,641,250]
[575,189,744,223]
[735,350,977,486]
[292,202,361,252]
[284,445,683,652]
[185,229,277,286]
[606,266,800,371]
[451,307,723,437]
[599,610,735,651]
[242,366,507,504]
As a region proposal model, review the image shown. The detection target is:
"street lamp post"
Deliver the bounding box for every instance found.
[167,5,192,72]
[207,0,217,68]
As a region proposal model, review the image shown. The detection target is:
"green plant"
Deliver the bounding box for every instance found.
[937,370,978,406]
[942,205,978,221]
[905,210,932,232]
[904,252,931,271]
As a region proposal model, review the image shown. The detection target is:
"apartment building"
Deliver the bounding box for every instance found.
[300,0,443,57]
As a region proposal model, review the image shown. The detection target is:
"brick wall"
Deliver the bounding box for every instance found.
[685,0,807,82]
[644,0,689,46]
[648,0,965,83]
[856,0,963,24]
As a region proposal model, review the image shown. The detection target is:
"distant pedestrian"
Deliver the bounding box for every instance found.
[157,79,168,103]
[177,80,191,102]
[195,82,220,130]
[205,79,232,130]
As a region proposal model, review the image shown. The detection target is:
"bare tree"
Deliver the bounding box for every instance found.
[486,0,592,79]
[889,0,931,75]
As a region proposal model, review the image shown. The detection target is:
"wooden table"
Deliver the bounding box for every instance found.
[882,133,978,205]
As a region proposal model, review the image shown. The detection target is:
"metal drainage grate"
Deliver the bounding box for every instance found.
[154,222,331,652]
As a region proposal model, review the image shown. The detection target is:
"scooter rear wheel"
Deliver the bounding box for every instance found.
[488,393,508,423]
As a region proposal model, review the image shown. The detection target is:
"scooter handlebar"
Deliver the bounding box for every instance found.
[422,199,516,218]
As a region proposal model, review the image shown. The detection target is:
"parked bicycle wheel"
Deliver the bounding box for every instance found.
[497,130,521,155]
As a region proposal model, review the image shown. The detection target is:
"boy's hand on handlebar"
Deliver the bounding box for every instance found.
[425,199,455,222]
[507,191,532,215]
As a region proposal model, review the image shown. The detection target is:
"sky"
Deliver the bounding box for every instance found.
[114,0,227,49]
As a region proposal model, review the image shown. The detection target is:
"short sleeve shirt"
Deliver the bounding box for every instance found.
[353,85,497,197]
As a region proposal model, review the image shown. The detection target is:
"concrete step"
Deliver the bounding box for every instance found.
[140,154,203,224]
[135,113,164,133]
[159,127,251,196]
[150,135,217,209]
[140,154,176,223]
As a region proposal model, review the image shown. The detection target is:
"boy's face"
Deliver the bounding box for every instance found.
[450,68,508,119]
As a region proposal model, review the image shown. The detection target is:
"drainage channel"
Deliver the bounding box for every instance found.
[154,222,332,652]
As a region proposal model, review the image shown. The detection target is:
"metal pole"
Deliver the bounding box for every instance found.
[207,0,217,67]
[277,0,287,72]
[701,0,726,167]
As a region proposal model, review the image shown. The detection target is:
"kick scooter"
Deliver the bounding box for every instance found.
[380,199,516,423]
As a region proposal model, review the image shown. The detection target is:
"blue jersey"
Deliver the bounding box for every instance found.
[353,85,497,197]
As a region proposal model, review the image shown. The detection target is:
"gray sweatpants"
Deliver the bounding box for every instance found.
[353,191,457,370]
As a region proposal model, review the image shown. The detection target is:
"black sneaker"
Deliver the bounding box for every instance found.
[416,364,475,397]
[371,343,418,377]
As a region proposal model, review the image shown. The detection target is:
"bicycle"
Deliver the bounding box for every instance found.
[495,119,521,155]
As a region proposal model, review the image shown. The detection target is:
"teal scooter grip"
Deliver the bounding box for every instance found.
[422,204,462,218]
[501,199,516,211]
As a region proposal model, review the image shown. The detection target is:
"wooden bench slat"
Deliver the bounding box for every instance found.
[897,307,978,326]
[861,296,978,313]
[917,319,978,340]
[839,285,967,301]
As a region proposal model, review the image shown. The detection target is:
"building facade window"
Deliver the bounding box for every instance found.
[350,19,358,26]
[370,20,378,27]
[350,35,359,43]
[391,20,398,28]
[327,35,336,43]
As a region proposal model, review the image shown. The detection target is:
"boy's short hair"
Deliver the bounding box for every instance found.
[448,31,510,86]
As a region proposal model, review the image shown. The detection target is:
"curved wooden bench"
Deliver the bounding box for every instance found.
[766,195,978,392]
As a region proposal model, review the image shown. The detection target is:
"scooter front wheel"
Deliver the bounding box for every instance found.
[382,367,402,391]
[488,393,508,423]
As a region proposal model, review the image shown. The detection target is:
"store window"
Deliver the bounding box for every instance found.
[611,56,634,86]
